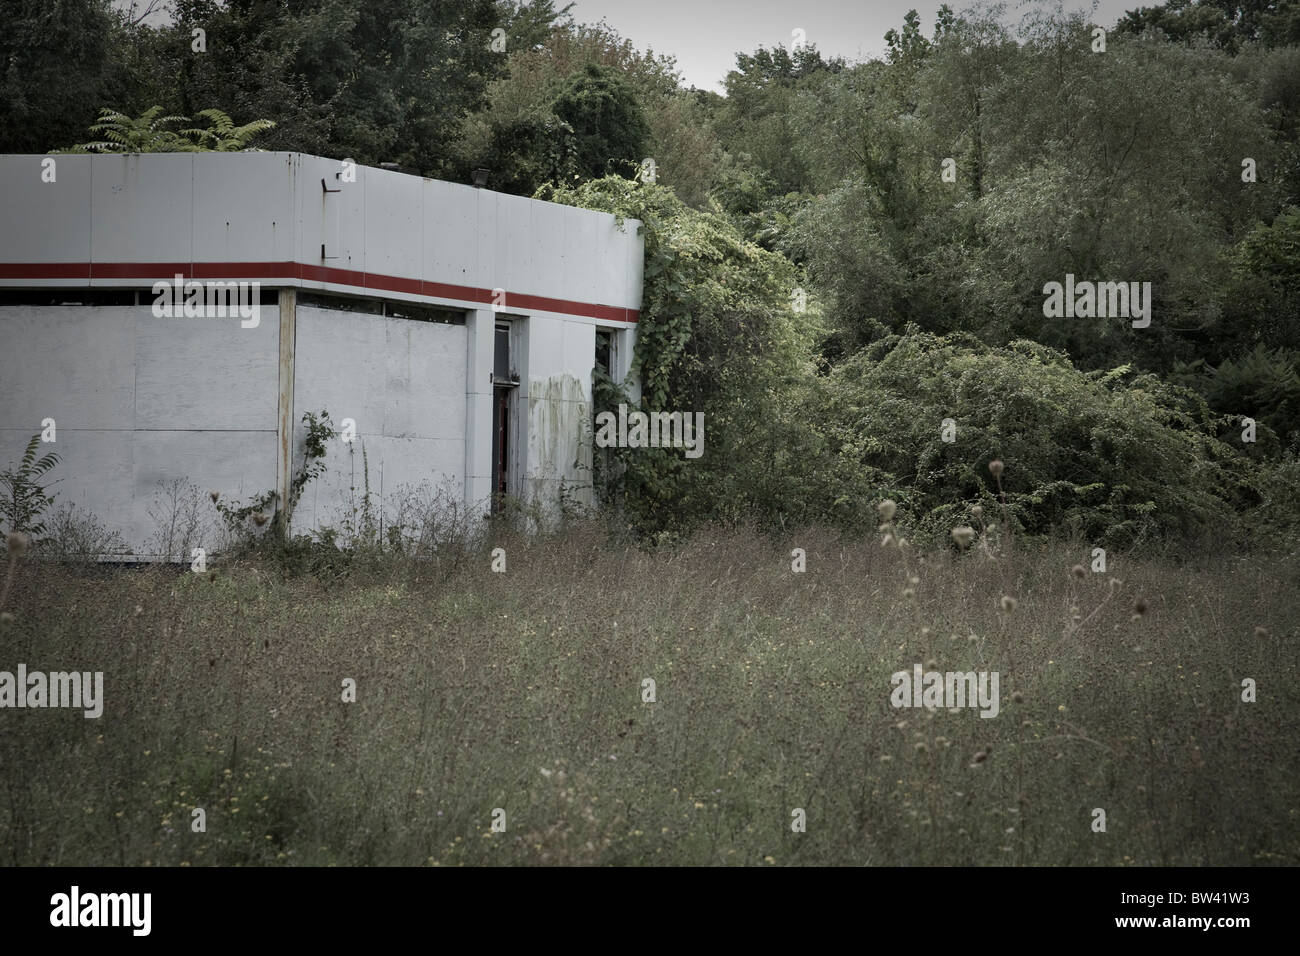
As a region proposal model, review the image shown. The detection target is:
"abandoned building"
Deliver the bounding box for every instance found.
[0,152,644,557]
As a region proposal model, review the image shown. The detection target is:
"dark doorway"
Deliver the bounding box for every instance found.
[491,321,518,513]
[492,387,510,510]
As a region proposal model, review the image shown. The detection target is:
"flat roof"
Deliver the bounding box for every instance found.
[0,152,643,324]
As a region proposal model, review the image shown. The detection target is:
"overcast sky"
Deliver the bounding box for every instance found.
[563,0,1149,91]
[114,0,1152,93]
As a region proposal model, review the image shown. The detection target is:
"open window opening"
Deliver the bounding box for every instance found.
[595,327,613,378]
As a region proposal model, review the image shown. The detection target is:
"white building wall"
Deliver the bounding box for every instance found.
[0,151,645,553]
[290,304,466,539]
[0,302,279,556]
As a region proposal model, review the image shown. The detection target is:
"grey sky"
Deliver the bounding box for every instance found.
[563,0,1150,91]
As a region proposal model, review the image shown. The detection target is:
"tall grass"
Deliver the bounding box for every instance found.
[0,522,1295,865]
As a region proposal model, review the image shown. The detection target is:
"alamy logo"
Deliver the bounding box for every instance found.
[0,664,103,718]
[1042,274,1151,328]
[594,403,705,459]
[152,274,261,328]
[890,664,1000,718]
[50,886,150,936]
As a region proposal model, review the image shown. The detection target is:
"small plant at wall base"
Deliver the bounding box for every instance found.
[0,434,61,540]
[290,410,334,514]
[213,410,335,549]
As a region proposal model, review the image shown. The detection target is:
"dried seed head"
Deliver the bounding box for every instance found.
[877,499,896,521]
[1012,691,1024,703]
[1109,578,1123,590]
[988,460,1004,478]
[1254,626,1270,638]
[252,513,270,527]
[0,612,13,625]
[881,533,896,548]
[1071,564,1086,579]
[902,587,915,599]
[970,505,983,519]
[951,525,976,547]
[971,751,988,764]
[908,575,920,586]
[209,491,220,503]
[1133,597,1147,616]
[925,658,938,670]
[1000,595,1017,613]
[5,531,29,556]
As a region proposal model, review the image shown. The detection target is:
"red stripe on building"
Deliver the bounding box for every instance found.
[0,261,639,324]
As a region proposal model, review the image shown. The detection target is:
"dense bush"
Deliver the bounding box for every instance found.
[804,333,1266,548]
[547,179,1287,550]
[1173,344,1300,453]
[540,176,817,536]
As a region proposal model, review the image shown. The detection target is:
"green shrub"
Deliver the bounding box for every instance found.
[808,332,1267,548]
[1173,345,1300,453]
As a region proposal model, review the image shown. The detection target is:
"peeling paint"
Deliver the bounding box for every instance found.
[526,373,592,505]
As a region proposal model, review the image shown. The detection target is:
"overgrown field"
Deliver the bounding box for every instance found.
[1,524,1296,866]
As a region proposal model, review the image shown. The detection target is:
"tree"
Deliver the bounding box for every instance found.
[459,16,693,199]
[127,0,513,178]
[1116,0,1300,51]
[0,0,127,154]
[551,64,650,180]
[480,112,580,195]
[715,43,844,196]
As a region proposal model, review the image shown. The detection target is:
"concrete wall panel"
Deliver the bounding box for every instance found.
[0,155,93,267]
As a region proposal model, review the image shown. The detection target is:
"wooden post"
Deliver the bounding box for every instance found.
[276,288,297,538]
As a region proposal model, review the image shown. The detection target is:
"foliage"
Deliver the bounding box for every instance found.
[61,106,275,153]
[181,109,276,151]
[1116,0,1300,52]
[808,333,1264,548]
[6,528,1299,864]
[41,503,129,563]
[784,10,1281,376]
[550,64,651,180]
[541,176,816,533]
[66,106,196,153]
[0,435,62,539]
[214,410,334,548]
[713,43,844,197]
[117,0,515,178]
[146,478,211,563]
[1217,206,1300,352]
[479,112,580,196]
[0,0,125,154]
[1172,345,1300,451]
